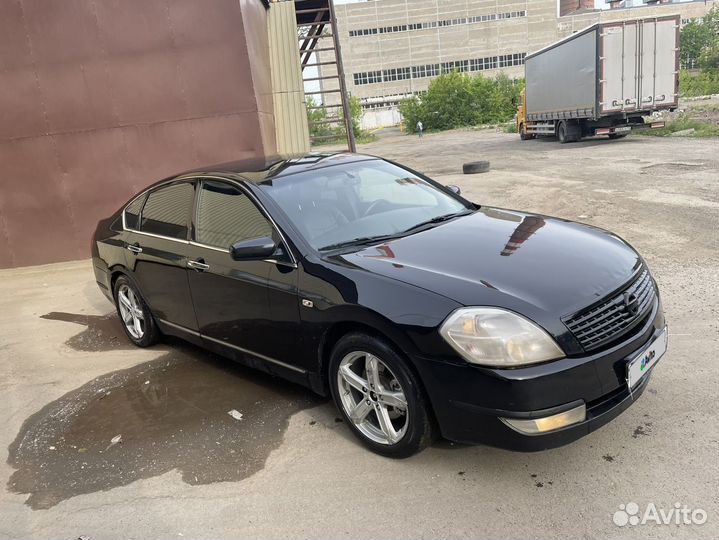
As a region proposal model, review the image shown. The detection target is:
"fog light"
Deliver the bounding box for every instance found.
[500,403,586,435]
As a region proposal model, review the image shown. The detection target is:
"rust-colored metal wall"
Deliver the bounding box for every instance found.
[0,0,276,268]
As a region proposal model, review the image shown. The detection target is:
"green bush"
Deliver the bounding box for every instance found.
[306,95,375,145]
[679,69,719,97]
[399,71,524,133]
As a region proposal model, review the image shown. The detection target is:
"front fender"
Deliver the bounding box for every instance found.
[298,256,462,392]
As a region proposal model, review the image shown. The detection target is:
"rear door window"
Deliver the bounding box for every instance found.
[140,182,194,240]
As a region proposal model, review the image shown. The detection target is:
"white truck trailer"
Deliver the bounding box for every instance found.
[517,15,679,143]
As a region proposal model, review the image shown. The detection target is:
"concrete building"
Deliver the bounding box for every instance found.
[323,0,716,129]
[0,0,310,269]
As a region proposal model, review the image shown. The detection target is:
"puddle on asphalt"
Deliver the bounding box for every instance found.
[8,313,325,509]
[40,311,134,352]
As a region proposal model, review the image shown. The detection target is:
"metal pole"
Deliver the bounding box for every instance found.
[328,0,356,152]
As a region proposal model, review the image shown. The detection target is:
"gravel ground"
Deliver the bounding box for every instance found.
[1,130,717,539]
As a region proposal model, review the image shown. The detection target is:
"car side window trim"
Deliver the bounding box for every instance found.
[122,193,147,233]
[190,175,298,268]
[121,180,195,244]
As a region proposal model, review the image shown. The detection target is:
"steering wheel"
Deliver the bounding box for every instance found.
[363,199,392,218]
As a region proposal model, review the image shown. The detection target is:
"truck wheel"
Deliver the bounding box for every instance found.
[557,122,569,144]
[568,122,582,142]
[520,124,532,141]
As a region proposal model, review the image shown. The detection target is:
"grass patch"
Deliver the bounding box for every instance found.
[311,131,378,147]
[640,116,719,138]
[355,132,378,144]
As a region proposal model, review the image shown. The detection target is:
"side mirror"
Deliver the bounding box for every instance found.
[446,185,461,195]
[230,236,277,261]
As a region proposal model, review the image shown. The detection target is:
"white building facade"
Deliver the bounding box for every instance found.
[321,0,716,129]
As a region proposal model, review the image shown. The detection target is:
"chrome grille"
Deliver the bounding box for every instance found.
[563,269,656,352]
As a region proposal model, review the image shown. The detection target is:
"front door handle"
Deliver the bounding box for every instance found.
[187,258,209,272]
[127,243,142,254]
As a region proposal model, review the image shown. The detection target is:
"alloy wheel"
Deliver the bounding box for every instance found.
[117,284,145,340]
[337,351,409,445]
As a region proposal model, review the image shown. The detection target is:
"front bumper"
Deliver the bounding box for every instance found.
[415,300,665,451]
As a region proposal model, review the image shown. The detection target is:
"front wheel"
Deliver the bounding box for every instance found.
[329,333,435,458]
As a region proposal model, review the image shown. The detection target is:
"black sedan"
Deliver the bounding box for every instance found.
[92,153,667,457]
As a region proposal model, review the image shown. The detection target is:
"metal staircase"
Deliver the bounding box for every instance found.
[294,0,356,151]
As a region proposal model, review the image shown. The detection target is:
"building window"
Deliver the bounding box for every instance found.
[348,10,527,38]
[352,53,525,85]
[354,70,383,85]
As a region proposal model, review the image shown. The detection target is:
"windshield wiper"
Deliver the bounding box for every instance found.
[401,209,475,234]
[319,234,400,252]
[318,209,475,252]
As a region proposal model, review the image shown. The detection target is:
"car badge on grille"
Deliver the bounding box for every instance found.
[623,291,639,316]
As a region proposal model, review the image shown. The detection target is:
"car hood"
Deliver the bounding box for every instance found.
[335,207,641,321]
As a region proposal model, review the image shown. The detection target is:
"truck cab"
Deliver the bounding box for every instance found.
[516,89,533,141]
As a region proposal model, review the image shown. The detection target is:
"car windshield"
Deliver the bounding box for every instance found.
[259,160,472,251]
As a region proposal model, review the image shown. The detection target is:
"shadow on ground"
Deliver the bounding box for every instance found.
[40,311,134,352]
[8,312,327,509]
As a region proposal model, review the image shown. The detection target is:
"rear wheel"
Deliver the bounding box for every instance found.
[520,124,531,140]
[329,333,435,458]
[558,121,581,143]
[113,275,160,347]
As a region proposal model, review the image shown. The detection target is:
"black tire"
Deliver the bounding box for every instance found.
[609,133,628,140]
[557,121,569,144]
[329,332,436,458]
[113,275,160,347]
[462,161,490,174]
[519,124,528,140]
[568,122,582,142]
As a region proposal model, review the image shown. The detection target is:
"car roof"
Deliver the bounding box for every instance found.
[178,152,380,183]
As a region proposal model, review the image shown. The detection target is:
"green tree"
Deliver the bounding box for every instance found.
[399,71,524,133]
[681,8,719,69]
[305,96,331,139]
[306,94,373,145]
[421,71,478,129]
[679,8,719,96]
[398,96,424,133]
[339,95,363,137]
[699,40,719,70]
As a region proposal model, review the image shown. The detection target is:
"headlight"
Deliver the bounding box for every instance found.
[439,307,564,367]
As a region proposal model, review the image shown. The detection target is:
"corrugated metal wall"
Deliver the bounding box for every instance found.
[269,0,311,155]
[0,0,301,269]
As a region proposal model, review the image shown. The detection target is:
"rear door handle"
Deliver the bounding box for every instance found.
[187,258,209,272]
[127,244,142,254]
